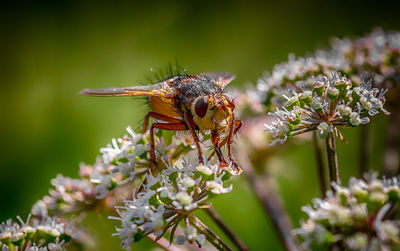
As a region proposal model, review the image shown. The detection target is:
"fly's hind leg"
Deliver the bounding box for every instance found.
[142,112,182,133]
[149,122,187,170]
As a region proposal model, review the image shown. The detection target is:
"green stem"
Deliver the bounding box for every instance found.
[326,132,339,184]
[204,207,249,251]
[188,214,233,251]
[312,132,327,195]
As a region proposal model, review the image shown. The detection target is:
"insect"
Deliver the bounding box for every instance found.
[81,72,242,172]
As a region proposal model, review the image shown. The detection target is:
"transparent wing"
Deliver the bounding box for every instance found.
[80,82,174,97]
[198,72,236,88]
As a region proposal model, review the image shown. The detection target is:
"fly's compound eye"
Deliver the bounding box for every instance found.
[194,96,209,118]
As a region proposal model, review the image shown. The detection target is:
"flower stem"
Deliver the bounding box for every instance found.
[326,132,339,184]
[204,207,249,251]
[148,234,183,251]
[189,214,233,251]
[234,148,300,251]
[312,131,327,195]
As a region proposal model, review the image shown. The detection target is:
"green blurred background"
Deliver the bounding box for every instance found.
[1,1,400,250]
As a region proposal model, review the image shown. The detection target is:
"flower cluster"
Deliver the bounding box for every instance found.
[264,73,389,145]
[257,28,400,109]
[294,174,400,250]
[109,159,234,249]
[30,125,235,250]
[32,126,193,218]
[31,175,96,218]
[0,215,73,251]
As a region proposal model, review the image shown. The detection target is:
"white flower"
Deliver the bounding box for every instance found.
[176,192,193,206]
[337,105,352,117]
[349,112,361,126]
[206,180,233,194]
[181,177,195,188]
[376,221,400,243]
[346,233,368,250]
[196,165,213,176]
[296,175,400,249]
[317,122,333,138]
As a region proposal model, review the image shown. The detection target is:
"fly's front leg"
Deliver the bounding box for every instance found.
[149,122,187,170]
[227,118,243,173]
[211,131,228,168]
[185,114,205,165]
[207,119,242,161]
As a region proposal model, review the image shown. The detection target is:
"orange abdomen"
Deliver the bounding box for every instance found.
[148,96,181,118]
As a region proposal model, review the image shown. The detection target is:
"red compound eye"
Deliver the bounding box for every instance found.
[194,96,208,118]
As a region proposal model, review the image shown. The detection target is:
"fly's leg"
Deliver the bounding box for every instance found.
[227,118,243,173]
[149,122,187,170]
[211,131,228,168]
[142,112,182,133]
[207,119,242,161]
[184,114,205,165]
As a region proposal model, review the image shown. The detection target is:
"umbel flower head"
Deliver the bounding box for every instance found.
[0,215,74,251]
[109,159,234,250]
[294,173,400,250]
[257,28,400,109]
[264,73,389,145]
[32,126,194,218]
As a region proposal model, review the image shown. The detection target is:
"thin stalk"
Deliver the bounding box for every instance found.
[312,131,327,195]
[326,132,339,184]
[148,234,183,251]
[234,148,300,251]
[204,207,249,251]
[188,215,233,251]
[359,124,371,176]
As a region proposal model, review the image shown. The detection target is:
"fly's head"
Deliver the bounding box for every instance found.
[191,93,235,133]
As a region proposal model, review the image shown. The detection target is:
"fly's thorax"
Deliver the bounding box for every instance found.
[190,94,235,132]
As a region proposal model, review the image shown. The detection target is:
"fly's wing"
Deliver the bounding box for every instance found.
[198,72,235,88]
[80,79,176,97]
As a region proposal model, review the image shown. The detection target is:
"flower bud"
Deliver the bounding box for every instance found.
[311,99,324,113]
[337,105,352,118]
[349,112,361,126]
[196,165,213,176]
[334,79,350,97]
[368,191,387,212]
[313,81,325,96]
[337,188,350,206]
[351,186,368,203]
[182,177,195,188]
[285,96,300,110]
[360,97,372,110]
[387,186,400,202]
[299,91,313,105]
[327,87,339,100]
[346,233,368,250]
[176,192,193,206]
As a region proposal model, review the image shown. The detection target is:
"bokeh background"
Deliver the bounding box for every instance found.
[1,1,400,250]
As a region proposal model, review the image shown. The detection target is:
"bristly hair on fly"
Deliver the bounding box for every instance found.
[145,61,189,85]
[133,62,189,132]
